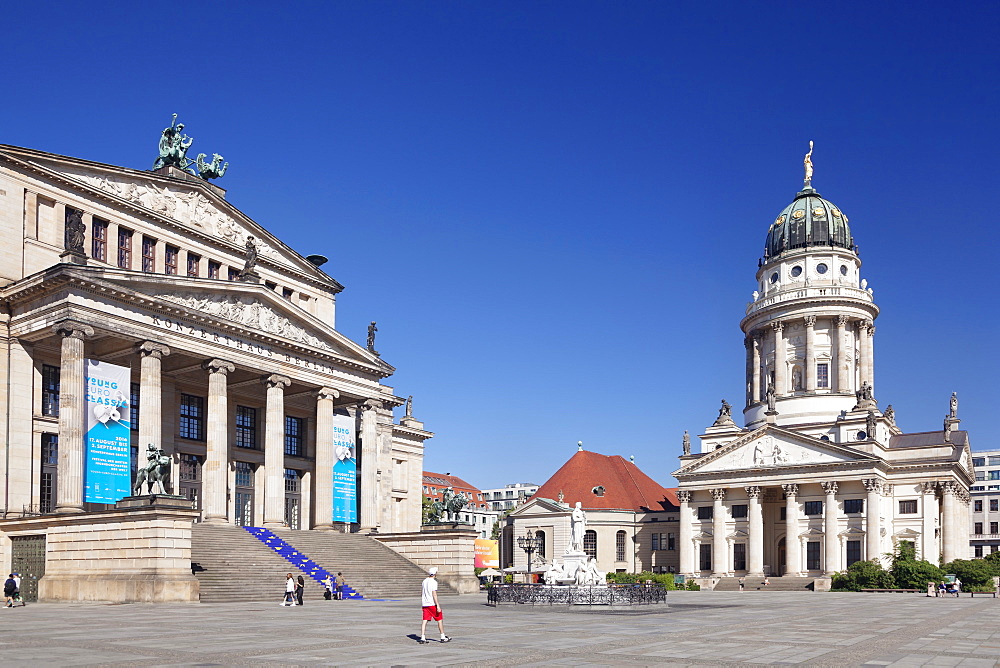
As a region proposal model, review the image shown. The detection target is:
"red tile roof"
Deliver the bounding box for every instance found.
[529,450,678,512]
[422,471,480,494]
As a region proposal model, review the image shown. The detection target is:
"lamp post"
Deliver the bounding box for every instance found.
[517,530,544,581]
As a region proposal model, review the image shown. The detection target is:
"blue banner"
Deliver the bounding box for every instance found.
[332,410,357,523]
[84,359,132,504]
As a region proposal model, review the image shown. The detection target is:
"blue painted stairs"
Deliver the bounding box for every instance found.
[243,527,364,599]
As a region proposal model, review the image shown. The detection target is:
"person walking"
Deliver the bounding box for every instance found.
[4,574,17,608]
[323,575,333,601]
[336,572,345,600]
[738,576,745,592]
[295,575,305,606]
[418,567,450,644]
[281,573,295,606]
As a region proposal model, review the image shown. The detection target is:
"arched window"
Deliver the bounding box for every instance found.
[535,530,546,560]
[584,530,597,559]
[616,530,627,562]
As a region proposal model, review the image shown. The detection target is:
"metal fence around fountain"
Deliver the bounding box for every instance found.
[487,583,668,606]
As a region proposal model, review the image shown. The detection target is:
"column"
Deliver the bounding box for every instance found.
[866,322,876,394]
[751,332,761,404]
[783,483,801,575]
[312,387,339,530]
[677,491,694,575]
[920,482,938,562]
[864,478,882,564]
[822,481,840,574]
[202,359,234,524]
[804,315,817,392]
[836,315,850,393]
[772,321,786,396]
[744,336,754,406]
[262,374,291,528]
[711,488,728,576]
[746,486,764,576]
[136,342,170,453]
[940,481,958,564]
[53,321,93,513]
[359,399,382,532]
[857,320,871,393]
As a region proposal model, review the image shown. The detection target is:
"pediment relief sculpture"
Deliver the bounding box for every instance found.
[154,292,334,352]
[690,432,869,474]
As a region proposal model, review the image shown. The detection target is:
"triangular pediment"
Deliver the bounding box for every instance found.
[509,497,568,516]
[675,426,880,476]
[1,146,333,282]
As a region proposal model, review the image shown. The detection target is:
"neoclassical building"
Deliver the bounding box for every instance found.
[0,138,431,540]
[673,156,973,580]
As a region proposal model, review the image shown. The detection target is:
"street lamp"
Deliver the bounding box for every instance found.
[517,530,544,578]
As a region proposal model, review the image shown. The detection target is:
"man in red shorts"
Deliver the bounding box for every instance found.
[418,567,450,644]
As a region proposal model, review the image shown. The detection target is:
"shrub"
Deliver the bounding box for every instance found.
[685,580,700,591]
[942,559,994,590]
[890,543,944,589]
[605,571,676,589]
[831,559,893,591]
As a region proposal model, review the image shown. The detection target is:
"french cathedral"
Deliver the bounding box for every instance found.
[673,151,973,580]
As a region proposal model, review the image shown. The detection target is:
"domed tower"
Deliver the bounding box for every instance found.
[741,145,879,430]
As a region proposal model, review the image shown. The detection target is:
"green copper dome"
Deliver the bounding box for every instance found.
[764,188,854,261]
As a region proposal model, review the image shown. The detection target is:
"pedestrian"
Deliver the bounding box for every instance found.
[11,573,23,607]
[323,575,333,601]
[763,576,770,587]
[418,567,450,644]
[336,572,344,600]
[4,574,16,608]
[296,575,305,606]
[281,573,295,606]
[738,576,745,592]
[953,578,962,597]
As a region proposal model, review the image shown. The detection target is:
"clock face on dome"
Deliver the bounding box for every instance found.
[791,210,805,220]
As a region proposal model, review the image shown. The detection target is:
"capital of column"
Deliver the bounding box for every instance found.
[676,490,691,504]
[771,320,784,333]
[862,478,882,493]
[710,488,727,501]
[882,484,894,497]
[52,320,94,340]
[361,398,383,412]
[315,387,340,402]
[804,315,816,328]
[136,341,171,359]
[782,483,798,498]
[939,481,957,496]
[745,485,761,499]
[836,314,849,327]
[261,373,291,390]
[859,319,874,334]
[821,481,838,495]
[744,336,753,350]
[202,359,235,375]
[920,482,937,495]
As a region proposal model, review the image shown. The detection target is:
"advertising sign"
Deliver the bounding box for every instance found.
[84,359,132,504]
[474,539,500,568]
[331,410,358,523]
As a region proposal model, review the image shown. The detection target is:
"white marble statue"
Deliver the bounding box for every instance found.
[568,501,587,553]
[543,562,567,585]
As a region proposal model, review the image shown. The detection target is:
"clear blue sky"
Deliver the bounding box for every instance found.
[3,2,997,489]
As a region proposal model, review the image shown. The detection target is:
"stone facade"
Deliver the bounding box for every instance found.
[374,525,480,593]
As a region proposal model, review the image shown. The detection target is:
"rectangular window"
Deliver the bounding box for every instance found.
[282,287,294,300]
[187,253,200,277]
[990,471,1000,481]
[898,499,918,514]
[990,456,1000,466]
[42,364,60,416]
[265,281,277,291]
[806,541,821,570]
[697,506,713,520]
[178,394,205,441]
[780,507,787,520]
[667,533,675,550]
[846,540,862,566]
[992,522,999,534]
[991,499,999,512]
[91,218,108,261]
[974,457,986,467]
[142,236,156,272]
[40,433,58,513]
[844,498,864,514]
[975,500,983,512]
[117,228,133,269]
[583,530,597,559]
[699,543,712,572]
[164,245,179,275]
[652,533,660,551]
[284,468,300,493]
[235,406,257,449]
[816,363,829,388]
[208,261,221,279]
[179,454,202,481]
[733,543,746,571]
[975,545,984,558]
[731,504,748,519]
[228,268,239,281]
[804,501,823,515]
[284,416,304,456]
[616,531,626,562]
[130,382,140,430]
[235,460,254,487]
[975,522,983,534]
[978,472,987,481]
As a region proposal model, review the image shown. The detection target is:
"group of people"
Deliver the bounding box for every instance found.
[281,572,348,606]
[930,579,962,597]
[3,573,24,607]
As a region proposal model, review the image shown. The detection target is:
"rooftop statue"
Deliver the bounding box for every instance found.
[950,392,958,419]
[238,236,258,278]
[64,208,86,254]
[196,152,229,180]
[405,395,413,418]
[152,114,228,181]
[367,321,379,355]
[803,140,815,187]
[682,430,691,455]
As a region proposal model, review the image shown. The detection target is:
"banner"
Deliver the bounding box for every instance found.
[331,410,357,523]
[84,359,132,504]
[474,539,499,568]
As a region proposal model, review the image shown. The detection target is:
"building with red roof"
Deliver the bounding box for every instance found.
[422,471,498,538]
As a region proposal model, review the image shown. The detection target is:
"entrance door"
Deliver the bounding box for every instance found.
[284,468,301,530]
[234,461,254,526]
[11,535,46,602]
[777,537,786,576]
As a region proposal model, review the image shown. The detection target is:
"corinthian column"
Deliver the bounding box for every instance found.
[866,323,876,394]
[822,481,840,574]
[677,491,693,575]
[53,321,93,513]
[940,481,959,564]
[857,320,871,393]
[864,478,882,564]
[772,321,786,396]
[804,315,817,392]
[751,332,762,404]
[202,359,234,524]
[359,399,382,532]
[312,387,339,530]
[262,374,292,528]
[711,488,728,576]
[746,486,764,576]
[783,484,801,575]
[136,342,170,453]
[836,315,850,393]
[920,482,938,562]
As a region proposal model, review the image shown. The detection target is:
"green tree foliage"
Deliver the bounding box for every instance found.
[831,559,894,591]
[942,559,995,590]
[604,571,677,589]
[889,541,944,589]
[421,496,434,525]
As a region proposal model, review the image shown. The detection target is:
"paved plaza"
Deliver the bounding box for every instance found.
[3,590,1000,666]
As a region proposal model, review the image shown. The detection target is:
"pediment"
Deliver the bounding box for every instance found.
[509,497,567,516]
[676,426,879,476]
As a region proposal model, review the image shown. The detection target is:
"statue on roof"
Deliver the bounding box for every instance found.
[949,392,958,419]
[405,395,413,418]
[884,404,896,427]
[765,382,776,412]
[238,236,258,279]
[866,410,877,439]
[152,114,228,180]
[196,152,229,180]
[682,430,691,455]
[803,140,815,187]
[713,399,735,426]
[64,208,86,254]
[367,321,378,355]
[943,416,953,443]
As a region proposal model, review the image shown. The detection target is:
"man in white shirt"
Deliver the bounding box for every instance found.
[418,567,450,644]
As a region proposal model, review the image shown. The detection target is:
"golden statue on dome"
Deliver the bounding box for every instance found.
[803,140,815,187]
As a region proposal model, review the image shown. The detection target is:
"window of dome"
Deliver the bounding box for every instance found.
[790,266,802,278]
[769,272,779,284]
[812,207,826,218]
[791,210,805,220]
[816,263,828,275]
[840,265,848,276]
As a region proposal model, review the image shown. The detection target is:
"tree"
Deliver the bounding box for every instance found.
[890,541,943,589]
[421,496,434,525]
[942,559,995,590]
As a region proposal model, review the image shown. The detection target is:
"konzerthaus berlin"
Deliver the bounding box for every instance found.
[0,131,431,553]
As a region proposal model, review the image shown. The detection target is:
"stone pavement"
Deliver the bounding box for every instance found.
[2,590,1000,666]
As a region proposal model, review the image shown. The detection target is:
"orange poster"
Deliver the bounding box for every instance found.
[474,539,499,568]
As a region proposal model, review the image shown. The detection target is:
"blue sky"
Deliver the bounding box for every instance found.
[3,1,997,489]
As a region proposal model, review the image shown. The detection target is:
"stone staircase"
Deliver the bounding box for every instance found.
[712,576,818,591]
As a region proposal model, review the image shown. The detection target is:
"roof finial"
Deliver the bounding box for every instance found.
[577,441,583,451]
[803,140,815,188]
